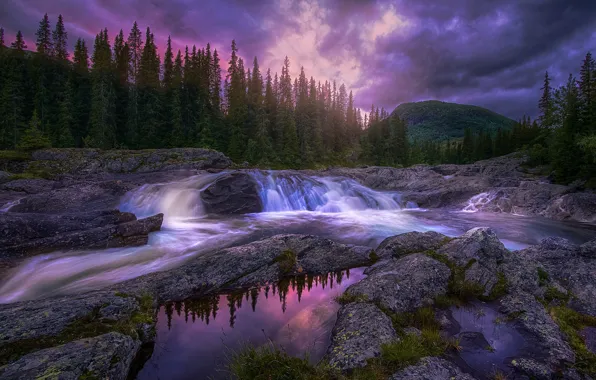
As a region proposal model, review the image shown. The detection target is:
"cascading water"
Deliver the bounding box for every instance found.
[250,171,402,213]
[462,191,498,213]
[2,171,594,304]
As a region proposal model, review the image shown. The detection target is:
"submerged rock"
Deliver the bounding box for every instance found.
[326,303,397,370]
[345,253,451,314]
[391,357,477,380]
[0,212,163,260]
[200,172,262,214]
[0,332,139,380]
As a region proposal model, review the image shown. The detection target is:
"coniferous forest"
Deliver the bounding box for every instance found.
[0,15,595,183]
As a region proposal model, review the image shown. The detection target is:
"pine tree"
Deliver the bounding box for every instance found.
[137,27,162,147]
[11,31,27,51]
[18,110,51,151]
[71,38,91,146]
[55,78,75,147]
[52,14,68,61]
[0,28,5,48]
[35,13,53,55]
[538,71,554,128]
[279,56,299,166]
[126,21,143,146]
[114,30,130,145]
[86,29,116,148]
[579,52,596,131]
[170,49,185,147]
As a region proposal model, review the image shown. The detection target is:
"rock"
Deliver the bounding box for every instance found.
[439,227,508,295]
[0,332,139,380]
[113,234,372,302]
[0,212,163,260]
[345,253,451,314]
[326,303,397,370]
[580,327,596,354]
[200,172,262,214]
[376,231,449,259]
[0,171,9,184]
[8,180,134,213]
[391,357,477,380]
[542,192,596,223]
[0,291,141,346]
[0,178,55,194]
[457,331,491,353]
[27,148,232,175]
[517,237,596,317]
[499,292,575,369]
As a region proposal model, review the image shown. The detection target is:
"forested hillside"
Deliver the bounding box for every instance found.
[392,100,516,141]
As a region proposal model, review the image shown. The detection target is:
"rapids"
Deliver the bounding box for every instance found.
[1,171,595,304]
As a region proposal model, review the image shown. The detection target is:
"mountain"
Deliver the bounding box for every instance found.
[392,100,517,141]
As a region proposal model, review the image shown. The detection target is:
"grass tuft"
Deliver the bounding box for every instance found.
[335,292,369,305]
[274,250,297,274]
[549,306,596,375]
[537,267,550,287]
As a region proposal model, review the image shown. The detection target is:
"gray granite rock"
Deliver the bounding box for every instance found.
[0,332,140,380]
[391,357,477,380]
[327,302,397,370]
[376,231,449,259]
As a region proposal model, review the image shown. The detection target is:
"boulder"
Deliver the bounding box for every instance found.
[113,234,372,302]
[439,227,508,295]
[0,332,139,380]
[375,231,449,259]
[499,292,575,370]
[391,357,477,380]
[517,237,596,317]
[326,303,397,370]
[345,253,451,314]
[200,172,262,214]
[0,212,163,260]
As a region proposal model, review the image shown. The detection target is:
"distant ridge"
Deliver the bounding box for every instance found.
[392,100,517,141]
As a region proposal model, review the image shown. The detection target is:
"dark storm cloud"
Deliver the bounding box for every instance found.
[0,0,594,119]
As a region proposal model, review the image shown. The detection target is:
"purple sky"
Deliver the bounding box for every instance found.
[1,0,595,119]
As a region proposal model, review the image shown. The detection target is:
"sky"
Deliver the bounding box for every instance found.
[1,0,595,119]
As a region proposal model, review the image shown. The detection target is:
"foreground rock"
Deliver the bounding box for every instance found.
[391,357,477,380]
[327,303,397,370]
[0,332,139,380]
[329,228,596,379]
[0,211,163,260]
[345,253,451,314]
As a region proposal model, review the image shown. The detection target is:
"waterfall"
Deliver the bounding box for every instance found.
[250,171,402,213]
[462,192,497,213]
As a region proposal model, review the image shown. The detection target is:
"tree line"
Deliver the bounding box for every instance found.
[0,15,368,168]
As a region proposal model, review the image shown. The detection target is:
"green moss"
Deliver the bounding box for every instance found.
[274,250,297,274]
[369,250,379,263]
[335,292,369,305]
[480,272,508,301]
[550,306,596,375]
[114,292,129,298]
[537,267,550,287]
[544,286,569,303]
[79,370,99,380]
[0,294,155,366]
[8,168,54,180]
[0,150,31,161]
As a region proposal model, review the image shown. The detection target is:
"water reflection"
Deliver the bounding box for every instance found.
[137,268,366,380]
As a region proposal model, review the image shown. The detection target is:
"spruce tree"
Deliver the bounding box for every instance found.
[538,71,554,128]
[579,52,596,130]
[11,31,27,51]
[126,21,143,146]
[52,14,68,61]
[55,78,75,147]
[18,110,51,151]
[0,28,5,48]
[35,13,53,55]
[72,38,91,146]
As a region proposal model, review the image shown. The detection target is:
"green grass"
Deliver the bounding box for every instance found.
[369,250,379,263]
[0,150,31,161]
[549,306,596,375]
[274,250,297,274]
[537,267,550,287]
[334,292,369,305]
[227,342,339,380]
[544,286,570,303]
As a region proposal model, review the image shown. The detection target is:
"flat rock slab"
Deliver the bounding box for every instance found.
[0,332,139,380]
[327,302,397,370]
[391,357,477,380]
[345,253,451,314]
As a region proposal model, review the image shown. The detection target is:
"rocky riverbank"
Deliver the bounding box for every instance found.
[0,229,594,379]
